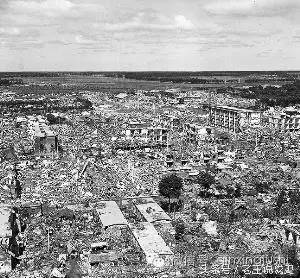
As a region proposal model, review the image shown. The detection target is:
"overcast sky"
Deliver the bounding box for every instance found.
[0,0,299,71]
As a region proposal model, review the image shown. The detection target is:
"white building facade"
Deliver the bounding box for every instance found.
[210,105,262,133]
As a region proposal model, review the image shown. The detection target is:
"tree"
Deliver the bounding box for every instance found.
[159,174,183,212]
[289,190,300,206]
[174,219,186,240]
[234,185,242,198]
[275,190,286,217]
[46,113,57,124]
[196,171,215,197]
[252,178,270,194]
[286,190,300,219]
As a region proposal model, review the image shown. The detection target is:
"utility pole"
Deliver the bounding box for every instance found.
[208,90,213,126]
[167,132,169,153]
[47,227,50,252]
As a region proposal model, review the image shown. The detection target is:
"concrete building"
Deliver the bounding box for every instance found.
[130,222,173,266]
[125,121,169,144]
[28,119,58,154]
[162,115,180,130]
[95,201,129,229]
[210,105,261,133]
[267,108,300,133]
[134,198,171,224]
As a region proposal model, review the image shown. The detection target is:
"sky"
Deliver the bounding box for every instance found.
[0,0,299,71]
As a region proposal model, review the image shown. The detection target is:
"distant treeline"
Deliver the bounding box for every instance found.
[244,78,295,83]
[0,78,23,86]
[141,77,227,84]
[0,72,61,78]
[101,72,296,84]
[0,71,298,78]
[231,80,300,107]
[0,97,92,112]
[103,71,297,77]
[46,113,67,125]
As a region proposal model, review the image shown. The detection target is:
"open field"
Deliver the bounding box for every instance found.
[2,71,298,93]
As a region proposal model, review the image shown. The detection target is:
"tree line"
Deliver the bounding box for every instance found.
[226,80,300,107]
[0,79,23,86]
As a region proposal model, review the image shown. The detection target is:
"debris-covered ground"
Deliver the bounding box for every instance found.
[1,81,300,277]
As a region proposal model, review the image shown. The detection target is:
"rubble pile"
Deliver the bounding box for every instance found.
[1,83,300,277]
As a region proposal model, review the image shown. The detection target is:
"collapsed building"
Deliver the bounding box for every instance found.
[27,117,58,154]
[162,115,180,130]
[92,200,174,267]
[183,123,211,144]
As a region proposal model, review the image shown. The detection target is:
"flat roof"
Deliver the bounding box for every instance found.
[128,122,151,129]
[95,201,129,228]
[0,204,11,237]
[65,204,92,211]
[30,122,56,138]
[130,222,173,263]
[91,242,107,248]
[129,121,147,125]
[148,127,168,131]
[32,123,45,138]
[185,123,206,129]
[41,124,56,137]
[135,198,171,223]
[211,105,259,113]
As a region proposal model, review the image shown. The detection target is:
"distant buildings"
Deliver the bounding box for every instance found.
[210,105,262,133]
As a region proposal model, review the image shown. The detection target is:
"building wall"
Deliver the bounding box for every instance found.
[44,136,57,152]
[268,114,300,132]
[33,136,45,153]
[33,135,58,154]
[125,126,169,143]
[210,106,261,133]
[210,108,239,132]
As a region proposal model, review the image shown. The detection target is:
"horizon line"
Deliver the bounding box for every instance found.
[1,70,300,73]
